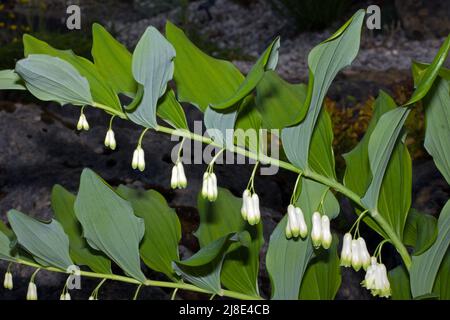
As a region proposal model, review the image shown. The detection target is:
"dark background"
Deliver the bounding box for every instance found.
[0,0,449,300]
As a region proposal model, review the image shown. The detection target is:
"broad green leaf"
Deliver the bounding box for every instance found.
[23,34,122,113]
[281,10,365,171]
[204,107,238,147]
[157,89,188,130]
[16,54,93,106]
[51,185,111,274]
[127,27,176,129]
[116,185,181,281]
[389,265,412,300]
[403,209,438,256]
[173,232,250,294]
[196,188,263,297]
[361,107,410,211]
[406,35,450,106]
[411,200,450,298]
[422,78,450,184]
[234,96,262,152]
[92,23,137,96]
[166,21,244,112]
[0,221,14,262]
[299,234,341,300]
[7,209,73,270]
[308,109,336,179]
[266,178,340,299]
[0,69,25,90]
[211,37,280,110]
[74,169,146,282]
[433,247,450,299]
[255,71,307,129]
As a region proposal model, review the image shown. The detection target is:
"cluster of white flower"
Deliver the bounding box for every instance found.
[201,172,218,202]
[76,113,89,131]
[361,257,391,298]
[340,233,371,271]
[311,212,332,249]
[60,291,71,300]
[241,190,261,226]
[104,129,116,150]
[171,161,187,189]
[131,146,146,172]
[285,205,307,239]
[3,272,13,290]
[26,281,38,300]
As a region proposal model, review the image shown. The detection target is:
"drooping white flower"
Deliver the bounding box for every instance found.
[3,272,12,290]
[361,258,391,298]
[201,172,218,202]
[285,205,308,239]
[65,292,71,300]
[321,215,332,249]
[88,295,95,300]
[248,193,261,226]
[26,282,37,300]
[104,129,116,150]
[241,190,251,220]
[76,113,89,131]
[131,146,145,171]
[340,233,353,267]
[311,211,322,248]
[171,165,178,189]
[351,239,362,271]
[358,237,371,270]
[60,293,66,300]
[361,257,378,290]
[177,162,187,189]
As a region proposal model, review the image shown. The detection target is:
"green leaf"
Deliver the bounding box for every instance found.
[92,23,137,97]
[166,21,244,112]
[157,89,188,130]
[211,37,280,110]
[422,78,450,184]
[116,185,181,281]
[15,54,93,106]
[255,71,307,129]
[7,209,73,270]
[51,185,111,274]
[23,34,122,113]
[361,106,410,212]
[74,168,146,282]
[196,188,263,297]
[173,232,250,294]
[281,10,365,171]
[127,27,176,129]
[0,221,14,262]
[432,247,450,299]
[389,265,412,300]
[234,96,262,152]
[266,178,340,299]
[0,69,25,90]
[204,107,238,147]
[403,209,438,256]
[299,234,341,300]
[410,200,450,298]
[406,35,450,106]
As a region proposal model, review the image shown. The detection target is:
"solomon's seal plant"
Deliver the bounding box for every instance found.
[0,9,449,300]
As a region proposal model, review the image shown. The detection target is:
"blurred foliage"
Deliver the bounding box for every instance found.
[268,0,351,31]
[326,85,425,175]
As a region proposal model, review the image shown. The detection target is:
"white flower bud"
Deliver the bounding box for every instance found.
[351,239,362,271]
[201,173,209,198]
[177,162,187,188]
[311,211,322,248]
[60,293,66,300]
[321,215,332,249]
[171,165,178,189]
[76,114,84,131]
[241,190,251,220]
[249,193,260,225]
[285,205,296,238]
[340,233,353,267]
[82,115,89,131]
[26,282,37,300]
[137,147,145,171]
[131,149,139,170]
[207,173,217,202]
[88,296,95,300]
[246,192,256,225]
[296,207,308,238]
[65,292,71,300]
[3,272,12,290]
[104,129,116,150]
[357,237,371,270]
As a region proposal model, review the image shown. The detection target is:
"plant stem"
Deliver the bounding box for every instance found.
[155,125,412,270]
[14,259,262,300]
